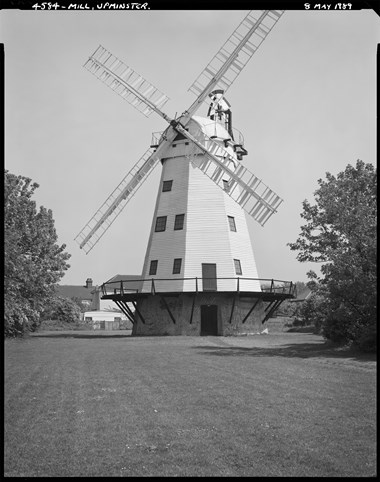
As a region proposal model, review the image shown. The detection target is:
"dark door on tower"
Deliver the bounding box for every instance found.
[200,305,218,336]
[202,263,217,291]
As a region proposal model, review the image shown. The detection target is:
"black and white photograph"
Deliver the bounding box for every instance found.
[3,3,377,477]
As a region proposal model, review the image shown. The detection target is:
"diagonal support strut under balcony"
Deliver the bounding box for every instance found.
[242,298,261,324]
[114,300,135,324]
[160,295,176,324]
[189,292,197,324]
[229,294,239,324]
[262,298,285,324]
[131,300,146,324]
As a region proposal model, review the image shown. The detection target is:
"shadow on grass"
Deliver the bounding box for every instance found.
[31,332,132,339]
[193,342,376,363]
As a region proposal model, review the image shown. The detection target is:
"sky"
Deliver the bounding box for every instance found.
[2,7,378,287]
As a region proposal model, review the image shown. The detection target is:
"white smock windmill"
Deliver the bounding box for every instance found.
[75,10,296,336]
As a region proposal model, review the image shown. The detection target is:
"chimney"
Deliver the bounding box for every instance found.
[86,278,93,289]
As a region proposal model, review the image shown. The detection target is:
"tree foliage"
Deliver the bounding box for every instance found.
[4,170,71,336]
[288,160,376,351]
[41,296,81,324]
[71,296,91,313]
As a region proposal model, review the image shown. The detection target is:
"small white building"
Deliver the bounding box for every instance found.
[83,310,128,330]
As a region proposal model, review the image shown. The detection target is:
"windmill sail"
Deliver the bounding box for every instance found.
[187,10,284,114]
[177,124,283,226]
[78,11,286,254]
[75,148,160,254]
[84,45,170,118]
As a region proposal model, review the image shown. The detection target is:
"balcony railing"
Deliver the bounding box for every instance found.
[101,277,296,297]
[150,124,245,150]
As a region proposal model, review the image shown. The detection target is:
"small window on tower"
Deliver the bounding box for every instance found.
[228,216,237,232]
[223,179,230,192]
[234,259,242,275]
[155,216,167,232]
[149,260,158,275]
[172,258,182,274]
[174,214,185,230]
[162,180,173,192]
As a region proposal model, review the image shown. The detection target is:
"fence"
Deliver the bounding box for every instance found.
[101,277,296,297]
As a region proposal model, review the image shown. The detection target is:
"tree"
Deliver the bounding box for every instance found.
[297,282,330,332]
[288,160,376,351]
[71,296,91,313]
[41,297,81,324]
[4,170,71,336]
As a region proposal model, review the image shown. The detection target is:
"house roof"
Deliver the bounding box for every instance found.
[103,274,143,292]
[55,285,95,300]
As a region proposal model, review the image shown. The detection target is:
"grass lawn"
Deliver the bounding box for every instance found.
[4,332,376,477]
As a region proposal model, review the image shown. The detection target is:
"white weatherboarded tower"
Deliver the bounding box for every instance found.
[75,10,296,335]
[141,115,261,294]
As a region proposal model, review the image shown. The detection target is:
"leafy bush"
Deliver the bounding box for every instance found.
[42,297,81,324]
[5,299,43,337]
[322,317,350,344]
[71,296,91,313]
[298,289,330,333]
[354,324,377,353]
[4,297,40,337]
[292,318,306,327]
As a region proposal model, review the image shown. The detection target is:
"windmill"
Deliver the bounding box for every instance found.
[75,10,296,336]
